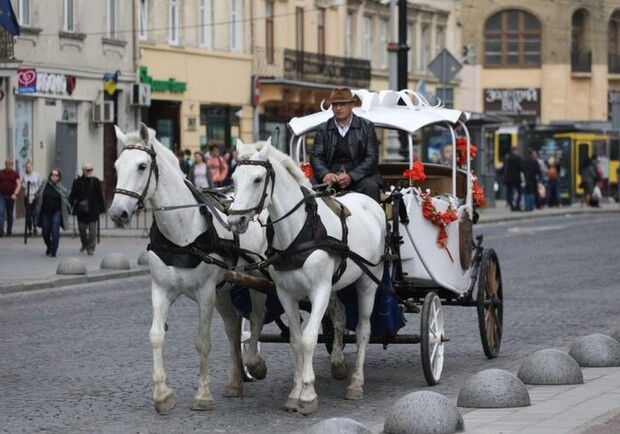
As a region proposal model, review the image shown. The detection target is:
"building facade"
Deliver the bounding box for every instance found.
[1,0,138,202]
[460,0,620,125]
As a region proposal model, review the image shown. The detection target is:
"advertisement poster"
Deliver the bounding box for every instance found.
[17,67,36,94]
[14,98,33,175]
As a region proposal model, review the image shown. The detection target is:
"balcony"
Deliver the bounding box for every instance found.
[571,50,591,73]
[254,46,371,89]
[609,53,620,74]
[0,28,15,60]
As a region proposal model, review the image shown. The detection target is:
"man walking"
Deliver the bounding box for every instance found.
[0,158,21,236]
[503,146,523,211]
[69,163,105,255]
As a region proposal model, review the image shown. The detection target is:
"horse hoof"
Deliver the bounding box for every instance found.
[154,391,176,414]
[297,397,318,415]
[284,397,299,412]
[190,397,214,411]
[345,386,364,401]
[331,362,349,380]
[246,360,267,380]
[222,385,243,397]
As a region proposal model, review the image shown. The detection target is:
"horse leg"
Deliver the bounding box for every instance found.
[346,274,377,401]
[328,296,349,380]
[278,291,304,412]
[191,286,218,411]
[244,290,268,380]
[150,282,177,413]
[297,284,332,415]
[214,286,247,399]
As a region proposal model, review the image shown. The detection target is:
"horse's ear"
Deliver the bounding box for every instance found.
[139,123,149,144]
[114,125,127,145]
[258,137,271,161]
[236,138,245,156]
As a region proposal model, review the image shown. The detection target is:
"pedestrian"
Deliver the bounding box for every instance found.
[207,145,229,187]
[177,150,190,176]
[545,157,561,207]
[0,157,21,237]
[310,87,382,201]
[21,161,42,236]
[34,168,70,257]
[503,145,523,211]
[580,156,599,207]
[188,151,212,190]
[534,150,547,209]
[69,163,105,255]
[521,149,542,212]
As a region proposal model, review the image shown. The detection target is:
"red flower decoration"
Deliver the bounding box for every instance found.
[455,137,477,167]
[300,162,314,179]
[403,160,426,183]
[472,179,486,208]
[421,192,458,248]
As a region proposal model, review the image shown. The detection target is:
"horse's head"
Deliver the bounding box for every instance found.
[108,123,158,227]
[228,138,273,233]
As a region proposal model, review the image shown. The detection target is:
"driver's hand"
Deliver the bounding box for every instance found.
[337,173,352,188]
[322,173,339,185]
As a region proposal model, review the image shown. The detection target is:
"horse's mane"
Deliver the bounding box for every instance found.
[124,128,183,176]
[238,141,312,188]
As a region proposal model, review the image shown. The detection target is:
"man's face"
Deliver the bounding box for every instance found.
[332,101,354,123]
[5,159,14,170]
[443,145,453,161]
[84,167,94,177]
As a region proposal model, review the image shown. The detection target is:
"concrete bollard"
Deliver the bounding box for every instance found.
[384,390,464,434]
[457,369,530,408]
[569,334,620,367]
[137,251,150,266]
[56,257,87,275]
[100,253,131,270]
[517,349,583,385]
[306,417,371,434]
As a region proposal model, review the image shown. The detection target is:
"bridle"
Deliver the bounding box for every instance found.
[113,143,159,210]
[228,159,275,217]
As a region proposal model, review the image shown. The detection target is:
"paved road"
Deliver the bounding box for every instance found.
[0,213,619,433]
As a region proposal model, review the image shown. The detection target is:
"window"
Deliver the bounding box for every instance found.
[408,22,416,72]
[421,24,430,72]
[107,0,117,38]
[139,0,148,41]
[199,0,213,48]
[169,0,179,45]
[295,7,304,51]
[230,0,243,52]
[63,0,75,32]
[18,0,30,26]
[609,11,620,73]
[266,1,274,63]
[345,12,353,57]
[571,9,590,72]
[363,16,372,61]
[318,9,325,55]
[484,9,541,67]
[379,19,388,69]
[436,26,445,56]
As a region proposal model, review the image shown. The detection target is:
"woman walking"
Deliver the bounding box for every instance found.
[35,168,70,257]
[188,151,212,189]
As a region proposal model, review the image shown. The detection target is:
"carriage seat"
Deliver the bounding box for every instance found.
[379,163,467,200]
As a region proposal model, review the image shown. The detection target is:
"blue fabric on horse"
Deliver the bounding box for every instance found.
[230,285,284,324]
[337,264,406,338]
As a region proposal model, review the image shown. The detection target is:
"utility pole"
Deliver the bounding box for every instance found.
[398,0,409,92]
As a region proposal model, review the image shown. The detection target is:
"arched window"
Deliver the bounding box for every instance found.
[484,10,541,68]
[609,10,620,73]
[571,9,591,72]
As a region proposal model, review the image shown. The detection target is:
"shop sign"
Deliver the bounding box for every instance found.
[139,66,186,93]
[17,68,36,93]
[484,88,540,118]
[36,72,67,94]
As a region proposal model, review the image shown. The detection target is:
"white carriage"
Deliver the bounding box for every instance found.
[285,89,504,385]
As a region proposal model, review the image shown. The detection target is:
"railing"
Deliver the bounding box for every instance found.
[571,50,591,73]
[609,53,620,74]
[0,28,15,60]
[254,46,371,88]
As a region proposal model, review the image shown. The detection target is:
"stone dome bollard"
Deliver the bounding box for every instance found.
[517,349,583,385]
[569,334,620,367]
[457,369,530,408]
[137,251,150,266]
[56,257,87,275]
[384,390,464,434]
[306,417,371,434]
[100,253,131,270]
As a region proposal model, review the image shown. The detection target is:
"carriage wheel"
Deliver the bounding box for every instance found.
[241,318,258,381]
[477,248,503,359]
[420,292,445,386]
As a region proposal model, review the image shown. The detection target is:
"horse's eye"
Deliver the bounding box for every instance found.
[253,177,262,185]
[138,163,147,171]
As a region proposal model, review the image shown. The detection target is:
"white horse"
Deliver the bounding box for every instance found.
[108,124,268,413]
[227,139,386,414]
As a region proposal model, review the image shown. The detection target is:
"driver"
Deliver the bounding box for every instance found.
[310,87,382,202]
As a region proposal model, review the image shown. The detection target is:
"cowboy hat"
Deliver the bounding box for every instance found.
[328,87,361,105]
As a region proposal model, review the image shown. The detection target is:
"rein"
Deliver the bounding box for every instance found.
[228,159,276,216]
[113,144,159,210]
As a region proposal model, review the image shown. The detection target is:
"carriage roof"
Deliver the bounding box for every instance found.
[288,89,471,136]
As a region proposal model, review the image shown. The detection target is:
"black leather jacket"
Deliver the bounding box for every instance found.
[310,114,381,184]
